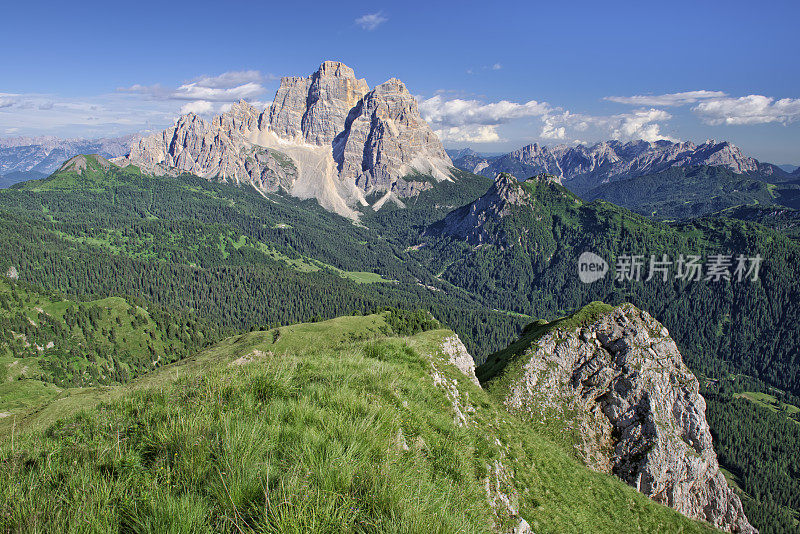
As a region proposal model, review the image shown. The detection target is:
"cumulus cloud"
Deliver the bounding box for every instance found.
[541,109,675,143]
[171,81,265,102]
[435,125,502,143]
[419,95,551,127]
[605,90,727,107]
[492,63,502,70]
[190,70,266,89]
[179,100,214,115]
[693,95,800,125]
[540,116,566,140]
[355,12,388,31]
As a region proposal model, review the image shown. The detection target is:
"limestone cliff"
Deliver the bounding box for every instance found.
[121,61,454,217]
[478,303,755,533]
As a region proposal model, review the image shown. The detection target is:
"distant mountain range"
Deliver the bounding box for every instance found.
[451,139,791,194]
[0,135,136,178]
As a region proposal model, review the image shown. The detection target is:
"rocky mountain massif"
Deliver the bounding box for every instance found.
[478,303,755,533]
[120,61,454,218]
[452,139,789,193]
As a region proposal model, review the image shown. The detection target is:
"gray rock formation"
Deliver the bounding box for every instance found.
[267,60,369,145]
[125,103,295,192]
[481,303,755,533]
[454,139,787,193]
[334,78,453,196]
[426,172,562,246]
[121,61,454,218]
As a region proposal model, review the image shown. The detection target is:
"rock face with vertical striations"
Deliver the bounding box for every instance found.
[266,61,370,146]
[478,303,756,533]
[334,78,453,197]
[120,61,453,218]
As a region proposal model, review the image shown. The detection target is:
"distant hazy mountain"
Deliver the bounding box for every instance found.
[0,135,137,176]
[452,139,789,194]
[0,170,46,189]
[777,164,798,173]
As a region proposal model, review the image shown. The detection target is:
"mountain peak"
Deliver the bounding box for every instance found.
[122,61,452,218]
[425,172,531,245]
[57,154,113,175]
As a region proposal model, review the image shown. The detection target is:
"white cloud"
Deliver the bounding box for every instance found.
[541,109,676,143]
[179,100,214,115]
[171,81,265,102]
[419,95,551,128]
[435,125,502,143]
[610,109,675,141]
[355,12,388,31]
[693,94,800,125]
[119,70,270,102]
[190,70,267,89]
[492,63,502,70]
[0,95,17,109]
[540,116,566,140]
[605,90,727,107]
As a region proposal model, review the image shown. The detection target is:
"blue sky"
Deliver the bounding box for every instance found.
[1,0,799,163]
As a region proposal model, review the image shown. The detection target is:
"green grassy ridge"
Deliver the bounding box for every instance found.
[9,155,420,280]
[711,204,800,239]
[0,313,712,533]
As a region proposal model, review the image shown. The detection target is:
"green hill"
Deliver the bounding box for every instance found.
[0,313,712,533]
[0,276,211,437]
[0,156,523,361]
[420,174,800,397]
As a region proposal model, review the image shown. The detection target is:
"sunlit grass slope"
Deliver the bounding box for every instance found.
[0,314,713,533]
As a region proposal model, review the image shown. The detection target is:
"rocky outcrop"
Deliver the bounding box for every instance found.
[122,61,454,218]
[440,334,480,386]
[125,104,296,193]
[480,303,755,533]
[454,139,786,192]
[425,173,533,245]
